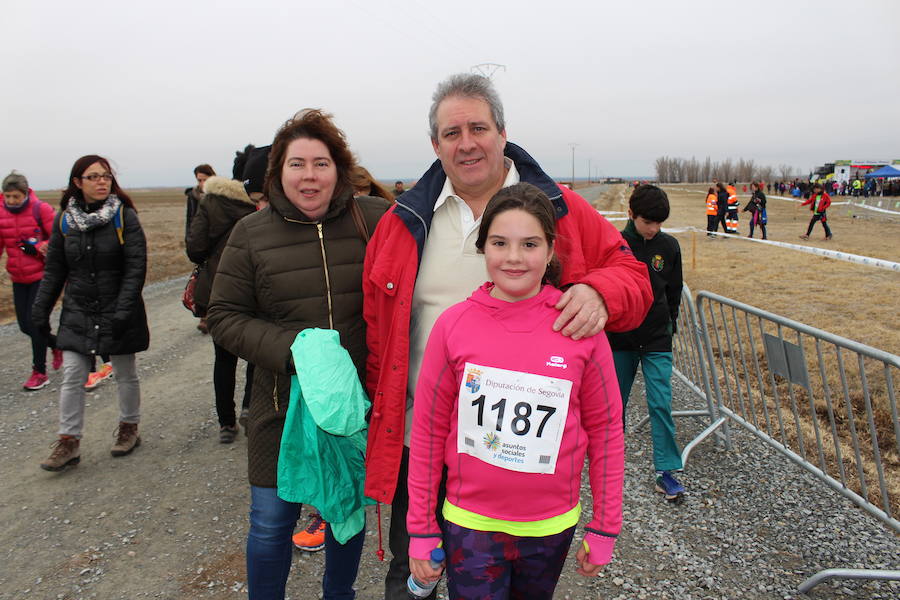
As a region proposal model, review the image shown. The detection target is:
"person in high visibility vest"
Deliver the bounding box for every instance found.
[705,186,718,236]
[725,183,739,233]
[851,178,862,197]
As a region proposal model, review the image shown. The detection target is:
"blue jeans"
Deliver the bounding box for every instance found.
[246,486,365,600]
[613,351,683,472]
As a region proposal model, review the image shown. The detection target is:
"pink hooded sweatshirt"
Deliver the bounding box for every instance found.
[407,283,624,565]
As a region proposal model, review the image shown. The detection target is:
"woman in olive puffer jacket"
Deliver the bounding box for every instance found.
[206,110,389,599]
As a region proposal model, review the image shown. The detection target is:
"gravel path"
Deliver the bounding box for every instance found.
[0,275,896,599]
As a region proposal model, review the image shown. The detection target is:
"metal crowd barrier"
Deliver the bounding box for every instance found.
[631,285,724,451]
[672,290,900,593]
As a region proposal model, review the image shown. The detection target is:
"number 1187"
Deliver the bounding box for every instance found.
[470,395,557,438]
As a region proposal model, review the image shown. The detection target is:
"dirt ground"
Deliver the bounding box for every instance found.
[0,184,897,600]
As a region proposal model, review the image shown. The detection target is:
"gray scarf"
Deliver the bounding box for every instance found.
[65,194,122,231]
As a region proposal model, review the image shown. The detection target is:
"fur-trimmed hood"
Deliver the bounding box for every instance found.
[202,176,254,205]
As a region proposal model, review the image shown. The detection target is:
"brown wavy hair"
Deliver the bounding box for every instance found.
[60,155,135,211]
[350,165,395,203]
[265,109,356,201]
[475,182,561,287]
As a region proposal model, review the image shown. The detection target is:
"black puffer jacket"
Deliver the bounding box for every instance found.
[207,185,389,487]
[607,219,682,353]
[32,197,149,356]
[185,177,256,312]
[184,186,203,242]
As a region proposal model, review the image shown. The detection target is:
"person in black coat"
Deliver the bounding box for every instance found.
[185,164,215,242]
[186,176,256,443]
[32,155,149,471]
[714,182,729,235]
[743,181,768,239]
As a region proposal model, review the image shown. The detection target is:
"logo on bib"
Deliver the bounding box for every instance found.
[465,366,483,393]
[546,355,568,369]
[483,431,501,451]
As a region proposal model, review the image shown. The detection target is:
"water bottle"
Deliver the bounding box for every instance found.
[406,547,445,598]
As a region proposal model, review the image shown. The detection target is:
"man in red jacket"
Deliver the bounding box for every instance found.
[362,73,653,599]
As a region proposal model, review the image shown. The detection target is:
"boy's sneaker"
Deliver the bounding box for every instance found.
[40,436,80,471]
[292,513,326,551]
[52,348,64,371]
[23,370,49,391]
[111,422,141,457]
[85,363,113,390]
[655,471,685,504]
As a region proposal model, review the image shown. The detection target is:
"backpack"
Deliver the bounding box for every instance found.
[58,203,126,245]
[30,200,51,241]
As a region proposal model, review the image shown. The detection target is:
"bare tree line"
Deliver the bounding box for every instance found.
[654,156,796,183]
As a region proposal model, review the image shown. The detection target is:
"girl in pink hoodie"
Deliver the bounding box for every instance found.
[407,182,625,598]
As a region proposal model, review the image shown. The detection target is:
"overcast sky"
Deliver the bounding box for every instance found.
[4,0,898,190]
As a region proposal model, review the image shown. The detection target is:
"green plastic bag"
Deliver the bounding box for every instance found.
[277,328,373,543]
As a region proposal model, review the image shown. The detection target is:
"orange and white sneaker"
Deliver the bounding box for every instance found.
[292,513,326,551]
[85,362,113,390]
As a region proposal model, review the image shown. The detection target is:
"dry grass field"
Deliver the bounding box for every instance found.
[589,182,900,516]
[3,183,896,353]
[3,182,896,354]
[590,183,900,356]
[0,187,194,325]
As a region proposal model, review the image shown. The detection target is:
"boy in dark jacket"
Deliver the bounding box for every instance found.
[607,185,685,502]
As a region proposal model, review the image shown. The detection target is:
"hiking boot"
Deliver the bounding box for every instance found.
[655,471,685,504]
[40,436,80,471]
[219,425,238,444]
[111,422,141,457]
[23,370,49,391]
[292,513,326,551]
[52,348,64,371]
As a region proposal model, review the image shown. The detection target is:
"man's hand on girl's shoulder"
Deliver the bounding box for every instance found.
[553,284,608,340]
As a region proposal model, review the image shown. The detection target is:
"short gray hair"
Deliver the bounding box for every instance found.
[429,73,505,141]
[2,171,29,195]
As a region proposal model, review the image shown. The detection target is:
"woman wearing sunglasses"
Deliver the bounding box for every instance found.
[32,155,149,471]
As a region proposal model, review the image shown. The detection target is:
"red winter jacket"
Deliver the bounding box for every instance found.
[0,190,55,284]
[801,192,831,214]
[362,143,652,504]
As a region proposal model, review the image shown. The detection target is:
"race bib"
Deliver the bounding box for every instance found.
[457,362,572,474]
